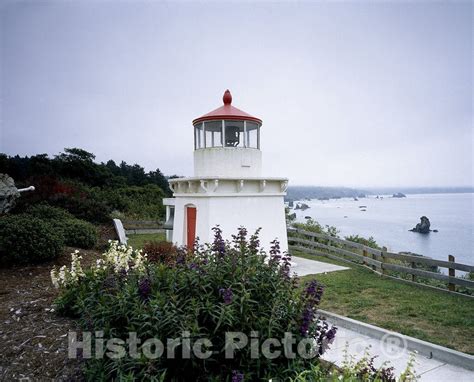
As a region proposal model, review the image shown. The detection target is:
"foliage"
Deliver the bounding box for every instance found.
[0,214,64,265]
[25,203,73,221]
[0,148,172,193]
[26,204,98,249]
[293,218,339,237]
[142,240,184,266]
[1,148,173,221]
[53,228,337,381]
[13,176,111,223]
[95,184,166,219]
[290,347,417,382]
[61,218,98,249]
[286,207,297,224]
[344,235,380,250]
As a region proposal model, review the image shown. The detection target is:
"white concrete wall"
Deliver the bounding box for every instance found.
[172,195,288,253]
[194,148,262,177]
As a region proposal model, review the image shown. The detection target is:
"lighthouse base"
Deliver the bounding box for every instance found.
[165,177,289,252]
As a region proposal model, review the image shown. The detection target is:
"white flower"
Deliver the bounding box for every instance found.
[50,268,59,288]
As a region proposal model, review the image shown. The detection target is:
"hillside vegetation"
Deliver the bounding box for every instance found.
[0,148,172,222]
[0,148,172,265]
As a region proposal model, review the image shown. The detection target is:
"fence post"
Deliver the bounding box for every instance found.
[448,255,455,292]
[411,261,416,282]
[362,248,367,266]
[381,246,387,275]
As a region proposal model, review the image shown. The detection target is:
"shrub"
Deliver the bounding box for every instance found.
[0,214,64,265]
[293,218,339,237]
[345,234,380,250]
[142,240,182,266]
[98,184,166,220]
[61,218,97,249]
[49,193,111,223]
[26,204,98,249]
[52,227,337,381]
[26,203,75,220]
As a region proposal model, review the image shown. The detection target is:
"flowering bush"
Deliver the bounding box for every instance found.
[53,227,336,381]
[290,346,418,382]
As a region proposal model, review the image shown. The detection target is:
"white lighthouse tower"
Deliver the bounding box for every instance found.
[163,90,288,251]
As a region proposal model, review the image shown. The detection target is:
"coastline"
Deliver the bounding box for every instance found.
[290,192,473,265]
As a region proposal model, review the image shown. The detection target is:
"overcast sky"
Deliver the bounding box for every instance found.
[1,0,472,187]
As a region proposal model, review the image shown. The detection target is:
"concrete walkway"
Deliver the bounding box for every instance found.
[322,323,474,381]
[290,256,349,276]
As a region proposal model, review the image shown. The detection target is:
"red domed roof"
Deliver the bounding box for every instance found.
[192,90,262,125]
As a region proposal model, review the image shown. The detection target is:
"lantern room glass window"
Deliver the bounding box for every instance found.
[225,120,244,147]
[246,122,259,149]
[195,119,261,150]
[203,121,222,148]
[194,123,204,149]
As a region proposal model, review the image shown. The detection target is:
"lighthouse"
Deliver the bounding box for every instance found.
[163,90,288,252]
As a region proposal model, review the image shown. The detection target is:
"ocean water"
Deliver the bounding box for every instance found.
[293,193,473,266]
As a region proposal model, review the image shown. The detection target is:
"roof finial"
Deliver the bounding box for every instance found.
[223,89,232,105]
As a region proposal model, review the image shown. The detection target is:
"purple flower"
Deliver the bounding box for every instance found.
[268,239,282,266]
[138,277,152,301]
[300,306,315,336]
[219,287,233,305]
[280,252,292,279]
[304,280,324,304]
[379,366,396,382]
[249,228,262,253]
[232,227,248,249]
[326,326,337,341]
[231,370,244,382]
[176,248,187,265]
[212,226,226,257]
[300,280,325,336]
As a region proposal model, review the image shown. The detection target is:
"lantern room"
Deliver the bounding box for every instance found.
[192,90,263,178]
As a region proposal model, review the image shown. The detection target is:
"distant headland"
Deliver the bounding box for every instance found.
[286,186,474,202]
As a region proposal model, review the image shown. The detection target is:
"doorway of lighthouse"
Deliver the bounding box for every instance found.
[186,206,197,249]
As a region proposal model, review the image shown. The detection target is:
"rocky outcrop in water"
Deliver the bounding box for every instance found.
[410,216,431,234]
[295,203,310,211]
[392,192,407,198]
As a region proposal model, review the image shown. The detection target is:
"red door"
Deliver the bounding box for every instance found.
[186,207,197,249]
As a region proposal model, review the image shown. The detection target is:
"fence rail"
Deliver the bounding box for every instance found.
[288,227,474,292]
[122,220,163,235]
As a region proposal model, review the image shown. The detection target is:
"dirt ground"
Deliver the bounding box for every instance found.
[0,226,116,381]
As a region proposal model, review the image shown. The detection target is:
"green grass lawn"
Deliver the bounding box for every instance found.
[127,232,166,249]
[293,250,474,354]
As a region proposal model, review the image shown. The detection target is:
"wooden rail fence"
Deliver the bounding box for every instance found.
[288,227,474,292]
[122,220,164,235]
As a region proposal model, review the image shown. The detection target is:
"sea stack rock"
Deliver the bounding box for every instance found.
[392,192,406,198]
[300,203,310,211]
[410,216,431,234]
